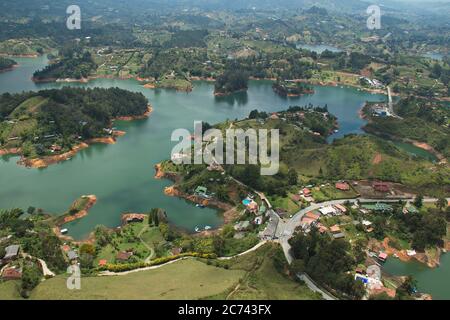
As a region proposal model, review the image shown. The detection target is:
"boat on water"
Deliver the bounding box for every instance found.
[204,225,212,230]
[60,228,68,234]
[194,226,201,232]
[196,204,205,208]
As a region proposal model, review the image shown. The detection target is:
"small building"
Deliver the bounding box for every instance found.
[334,204,347,213]
[50,144,62,152]
[247,201,259,214]
[2,267,22,280]
[332,232,345,239]
[3,245,20,260]
[171,247,183,256]
[122,213,146,224]
[302,188,312,197]
[378,252,388,262]
[362,220,372,227]
[317,224,328,234]
[319,206,337,216]
[335,182,350,191]
[67,250,78,261]
[291,194,302,202]
[116,251,133,262]
[304,211,320,221]
[330,225,341,233]
[195,186,208,195]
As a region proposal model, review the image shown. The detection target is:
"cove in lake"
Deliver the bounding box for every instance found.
[1,56,385,240]
[383,253,450,299]
[391,140,438,162]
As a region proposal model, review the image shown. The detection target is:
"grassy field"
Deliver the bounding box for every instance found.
[0,281,23,300]
[29,259,244,300]
[209,244,320,300]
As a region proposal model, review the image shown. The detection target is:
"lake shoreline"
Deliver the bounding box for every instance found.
[359,102,447,163]
[154,163,238,228]
[8,105,152,169]
[53,195,98,244]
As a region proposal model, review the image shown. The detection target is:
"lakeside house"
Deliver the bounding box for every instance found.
[195,186,208,197]
[3,245,20,261]
[335,182,350,191]
[2,267,22,281]
[116,251,133,262]
[121,213,146,225]
[378,252,388,262]
[68,250,79,262]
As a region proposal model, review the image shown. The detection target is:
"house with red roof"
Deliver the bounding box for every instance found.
[335,182,350,191]
[2,267,22,280]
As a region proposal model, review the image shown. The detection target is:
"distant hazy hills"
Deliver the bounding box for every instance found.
[1,0,448,21]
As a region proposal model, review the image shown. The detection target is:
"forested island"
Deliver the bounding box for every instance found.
[214,70,249,96]
[272,80,314,96]
[0,57,17,71]
[32,45,97,82]
[0,87,149,166]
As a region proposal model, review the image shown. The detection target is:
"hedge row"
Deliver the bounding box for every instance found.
[96,252,217,273]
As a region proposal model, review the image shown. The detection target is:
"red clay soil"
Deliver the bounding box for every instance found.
[53,195,97,243]
[0,147,22,156]
[115,105,153,121]
[369,237,441,268]
[372,153,383,165]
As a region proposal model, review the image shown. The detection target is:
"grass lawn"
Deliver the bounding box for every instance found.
[269,195,300,215]
[30,259,244,300]
[312,186,358,202]
[209,244,320,300]
[0,281,23,300]
[140,226,165,247]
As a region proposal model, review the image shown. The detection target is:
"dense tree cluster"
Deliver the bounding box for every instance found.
[214,69,249,95]
[0,57,16,71]
[289,228,365,299]
[33,45,97,80]
[0,208,66,271]
[0,87,148,157]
